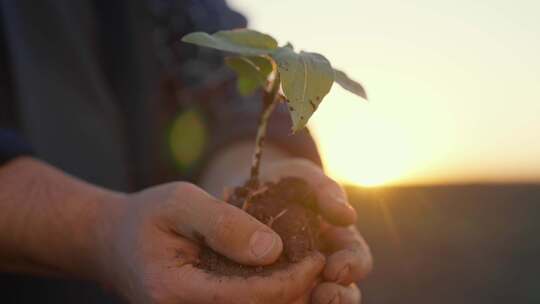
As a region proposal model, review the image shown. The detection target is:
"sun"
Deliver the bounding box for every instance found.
[308,91,414,188]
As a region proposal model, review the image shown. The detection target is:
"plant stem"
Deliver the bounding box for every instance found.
[247,75,281,189]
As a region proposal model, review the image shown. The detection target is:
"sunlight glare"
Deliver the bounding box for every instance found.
[309,90,415,187]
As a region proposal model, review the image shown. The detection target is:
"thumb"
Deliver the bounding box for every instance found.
[162,182,283,266]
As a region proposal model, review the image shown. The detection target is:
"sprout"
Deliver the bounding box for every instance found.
[182,29,367,187]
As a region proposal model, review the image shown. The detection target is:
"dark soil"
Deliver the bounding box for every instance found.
[196,177,321,277]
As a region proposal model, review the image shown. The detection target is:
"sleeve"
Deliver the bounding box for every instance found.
[150,0,321,180]
[0,10,32,166]
[0,61,30,166]
[0,129,33,165]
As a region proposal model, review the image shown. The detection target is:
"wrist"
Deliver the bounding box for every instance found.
[90,189,129,286]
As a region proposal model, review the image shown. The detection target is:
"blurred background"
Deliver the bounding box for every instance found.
[229,0,540,303]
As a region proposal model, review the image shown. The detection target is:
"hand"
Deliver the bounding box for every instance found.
[97,182,325,304]
[262,159,373,304]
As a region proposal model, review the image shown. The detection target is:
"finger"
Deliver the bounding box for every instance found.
[172,252,325,304]
[322,226,373,284]
[311,283,361,304]
[159,182,283,266]
[291,292,311,304]
[264,159,357,226]
[314,177,357,226]
[291,277,321,304]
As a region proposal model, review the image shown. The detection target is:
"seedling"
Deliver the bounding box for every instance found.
[182,29,367,189]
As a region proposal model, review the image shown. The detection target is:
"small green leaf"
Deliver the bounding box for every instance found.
[181,29,278,56]
[271,47,334,132]
[216,30,278,50]
[237,78,258,96]
[182,28,369,131]
[334,69,368,100]
[225,56,274,96]
[248,56,274,77]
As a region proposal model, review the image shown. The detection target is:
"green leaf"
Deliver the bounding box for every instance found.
[334,69,368,100]
[181,29,278,56]
[270,47,334,132]
[225,56,274,96]
[248,56,274,77]
[216,30,278,50]
[182,28,369,130]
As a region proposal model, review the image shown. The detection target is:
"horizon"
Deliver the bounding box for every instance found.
[229,0,540,187]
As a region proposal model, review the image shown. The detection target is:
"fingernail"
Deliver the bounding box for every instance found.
[250,229,276,259]
[331,196,353,213]
[330,192,348,204]
[343,202,355,212]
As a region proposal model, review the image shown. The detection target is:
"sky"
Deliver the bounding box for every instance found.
[228,0,540,187]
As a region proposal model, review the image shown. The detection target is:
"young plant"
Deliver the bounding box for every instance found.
[182,29,367,189]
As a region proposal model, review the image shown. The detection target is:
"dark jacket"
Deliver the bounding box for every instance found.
[0,1,320,302]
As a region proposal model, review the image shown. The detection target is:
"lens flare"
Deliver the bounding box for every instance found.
[169,109,207,171]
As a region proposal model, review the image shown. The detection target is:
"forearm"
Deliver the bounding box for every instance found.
[0,157,124,281]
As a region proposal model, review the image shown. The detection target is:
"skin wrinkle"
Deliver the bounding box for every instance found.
[1,161,69,274]
[0,158,117,280]
[328,293,340,304]
[208,212,229,246]
[335,264,350,284]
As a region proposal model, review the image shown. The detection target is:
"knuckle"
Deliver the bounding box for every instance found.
[313,283,338,304]
[352,238,374,275]
[343,246,373,280]
[157,182,205,216]
[170,182,201,199]
[209,208,238,243]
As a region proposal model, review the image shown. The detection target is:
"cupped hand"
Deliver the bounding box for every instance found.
[262,158,373,304]
[97,182,324,304]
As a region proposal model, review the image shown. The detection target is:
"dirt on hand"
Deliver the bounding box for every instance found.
[196,177,321,277]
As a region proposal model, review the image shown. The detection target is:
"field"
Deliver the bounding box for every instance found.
[350,184,540,303]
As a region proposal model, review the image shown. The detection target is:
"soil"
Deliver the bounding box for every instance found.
[196,177,321,277]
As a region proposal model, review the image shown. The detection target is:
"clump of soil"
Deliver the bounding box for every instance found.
[196,177,321,277]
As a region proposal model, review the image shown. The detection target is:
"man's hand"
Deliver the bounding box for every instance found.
[99,182,325,304]
[200,142,373,304]
[262,159,373,304]
[104,157,372,304]
[0,157,324,304]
